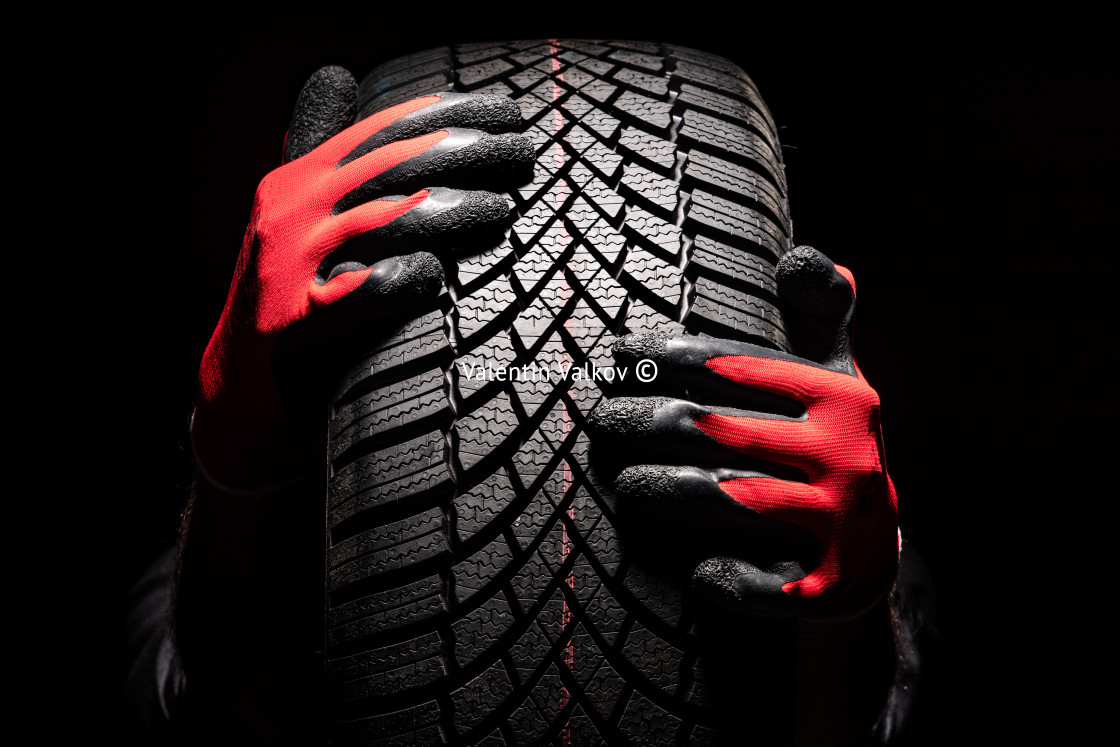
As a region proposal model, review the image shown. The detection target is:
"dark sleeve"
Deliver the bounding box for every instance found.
[873,541,943,745]
[124,547,248,744]
[124,547,187,742]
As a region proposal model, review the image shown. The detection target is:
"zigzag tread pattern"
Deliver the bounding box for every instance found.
[327,40,794,746]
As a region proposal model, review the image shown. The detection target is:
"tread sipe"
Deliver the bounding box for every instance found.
[326,40,795,746]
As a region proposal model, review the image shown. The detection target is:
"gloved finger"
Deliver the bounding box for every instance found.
[692,556,814,618]
[615,465,818,547]
[283,65,359,164]
[331,128,534,213]
[273,251,445,425]
[309,249,445,308]
[586,396,811,476]
[712,474,899,619]
[775,245,858,376]
[610,332,815,412]
[310,95,448,166]
[330,131,452,204]
[342,92,525,165]
[317,187,510,276]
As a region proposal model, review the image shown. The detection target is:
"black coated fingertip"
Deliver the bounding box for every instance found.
[417,187,510,236]
[285,66,358,163]
[586,396,671,439]
[693,557,766,605]
[776,245,852,317]
[615,465,681,502]
[692,557,808,617]
[431,92,525,133]
[612,332,670,366]
[616,465,748,507]
[410,187,508,233]
[374,251,445,300]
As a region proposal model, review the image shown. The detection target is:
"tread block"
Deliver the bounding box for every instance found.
[328,524,445,589]
[613,67,669,97]
[329,507,443,572]
[455,46,512,65]
[453,470,518,545]
[620,622,684,691]
[330,369,450,457]
[459,58,516,89]
[333,311,447,397]
[624,203,683,261]
[677,83,779,149]
[691,234,779,296]
[688,189,787,253]
[452,591,518,668]
[330,429,448,513]
[452,536,516,608]
[327,575,444,647]
[691,275,788,349]
[616,691,682,745]
[508,663,568,745]
[685,149,789,227]
[456,390,518,466]
[609,47,663,69]
[620,161,679,216]
[327,631,442,686]
[328,652,444,705]
[680,110,785,191]
[618,126,678,172]
[330,700,441,744]
[613,90,673,133]
[452,659,517,734]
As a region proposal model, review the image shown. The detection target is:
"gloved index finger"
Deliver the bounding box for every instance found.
[338,92,525,168]
[330,127,534,215]
[308,95,447,166]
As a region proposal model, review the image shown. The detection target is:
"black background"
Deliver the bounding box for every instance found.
[28,5,1112,744]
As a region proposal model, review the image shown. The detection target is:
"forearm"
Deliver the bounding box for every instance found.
[794,596,897,746]
[175,456,326,739]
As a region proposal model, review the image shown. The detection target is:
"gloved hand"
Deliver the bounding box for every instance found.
[588,246,899,619]
[192,66,533,493]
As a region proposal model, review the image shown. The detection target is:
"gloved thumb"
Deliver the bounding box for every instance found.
[776,245,857,376]
[283,65,358,163]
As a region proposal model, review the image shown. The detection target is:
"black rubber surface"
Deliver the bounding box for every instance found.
[326,40,795,746]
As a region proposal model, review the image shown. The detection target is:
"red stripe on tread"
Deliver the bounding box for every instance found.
[551,40,575,747]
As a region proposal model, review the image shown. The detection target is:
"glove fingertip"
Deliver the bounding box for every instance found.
[611,332,670,365]
[284,65,359,164]
[615,465,682,502]
[776,246,851,316]
[387,251,446,300]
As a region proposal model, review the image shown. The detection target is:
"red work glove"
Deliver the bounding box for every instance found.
[589,246,899,619]
[192,66,532,493]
